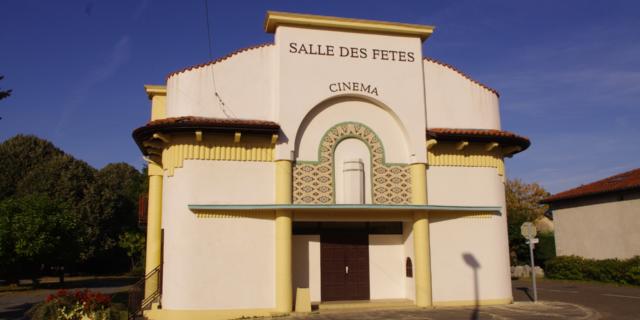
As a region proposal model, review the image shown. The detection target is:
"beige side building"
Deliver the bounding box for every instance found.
[131,11,530,320]
[542,168,640,260]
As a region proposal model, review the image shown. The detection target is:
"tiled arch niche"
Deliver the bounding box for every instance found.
[293,122,411,204]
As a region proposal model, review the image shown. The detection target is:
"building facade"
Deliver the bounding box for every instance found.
[133,11,529,320]
[543,168,640,260]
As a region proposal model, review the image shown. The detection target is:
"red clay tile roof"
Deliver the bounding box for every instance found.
[132,116,280,154]
[139,116,280,130]
[424,57,500,97]
[166,42,274,80]
[542,168,640,204]
[427,128,530,153]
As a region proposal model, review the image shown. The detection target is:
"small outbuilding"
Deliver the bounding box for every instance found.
[542,168,640,260]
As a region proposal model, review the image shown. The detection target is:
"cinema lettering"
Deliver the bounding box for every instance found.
[289,42,416,62]
[329,82,379,96]
[132,11,530,320]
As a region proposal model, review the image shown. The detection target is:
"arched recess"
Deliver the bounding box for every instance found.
[293,94,411,161]
[293,121,411,205]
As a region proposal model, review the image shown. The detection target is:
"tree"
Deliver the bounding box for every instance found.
[118,230,146,272]
[0,135,146,279]
[0,194,78,283]
[505,179,551,265]
[75,163,144,272]
[0,135,65,199]
[0,75,11,120]
[0,75,11,101]
[505,179,549,222]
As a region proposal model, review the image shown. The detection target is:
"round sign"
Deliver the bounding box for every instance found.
[520,222,537,239]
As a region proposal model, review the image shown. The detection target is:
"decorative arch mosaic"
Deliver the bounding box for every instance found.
[293,122,412,204]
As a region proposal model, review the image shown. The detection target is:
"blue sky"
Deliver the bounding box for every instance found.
[1,0,638,193]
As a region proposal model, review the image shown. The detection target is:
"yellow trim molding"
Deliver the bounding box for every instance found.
[144,308,277,320]
[431,211,496,220]
[194,211,275,219]
[427,142,505,177]
[265,11,435,42]
[161,135,275,176]
[433,298,513,307]
[426,139,438,150]
[144,85,167,121]
[144,84,166,99]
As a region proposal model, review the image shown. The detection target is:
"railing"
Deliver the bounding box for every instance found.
[128,266,162,320]
[138,194,148,227]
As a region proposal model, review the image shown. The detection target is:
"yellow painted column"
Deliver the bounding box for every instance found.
[144,85,167,121]
[275,160,293,313]
[144,162,163,299]
[410,163,432,307]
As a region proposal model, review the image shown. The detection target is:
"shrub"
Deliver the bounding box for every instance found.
[546,255,640,285]
[534,232,556,267]
[26,289,126,320]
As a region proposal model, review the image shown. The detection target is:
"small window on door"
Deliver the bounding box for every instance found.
[406,257,413,278]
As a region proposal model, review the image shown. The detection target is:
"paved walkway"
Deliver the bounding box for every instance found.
[1,278,638,319]
[276,301,599,320]
[512,279,640,320]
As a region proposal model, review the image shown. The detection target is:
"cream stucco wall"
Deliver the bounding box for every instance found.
[275,26,426,163]
[427,166,512,303]
[369,235,406,299]
[295,98,410,164]
[161,160,276,310]
[166,45,274,120]
[424,60,500,130]
[292,235,322,302]
[402,222,416,301]
[553,195,640,259]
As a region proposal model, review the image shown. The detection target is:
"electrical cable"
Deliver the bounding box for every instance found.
[203,0,235,118]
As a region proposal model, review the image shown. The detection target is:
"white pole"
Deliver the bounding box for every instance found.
[529,240,538,302]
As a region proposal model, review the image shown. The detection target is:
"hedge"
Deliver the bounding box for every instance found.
[545,255,640,285]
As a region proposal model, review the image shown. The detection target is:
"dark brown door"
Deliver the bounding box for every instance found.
[320,231,370,301]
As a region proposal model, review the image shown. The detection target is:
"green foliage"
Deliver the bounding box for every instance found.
[535,232,556,266]
[0,135,65,199]
[505,178,552,265]
[507,209,530,265]
[0,194,78,280]
[0,75,11,102]
[0,135,146,281]
[546,256,640,285]
[118,230,146,271]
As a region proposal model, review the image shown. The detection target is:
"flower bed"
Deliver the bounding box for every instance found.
[27,289,126,320]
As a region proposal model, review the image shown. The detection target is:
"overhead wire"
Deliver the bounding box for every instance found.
[203,0,235,118]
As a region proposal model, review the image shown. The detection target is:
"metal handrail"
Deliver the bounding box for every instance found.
[128,266,162,320]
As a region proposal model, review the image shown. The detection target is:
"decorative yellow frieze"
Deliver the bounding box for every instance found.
[157,134,275,176]
[427,142,505,178]
[431,211,497,220]
[194,211,275,219]
[458,212,494,219]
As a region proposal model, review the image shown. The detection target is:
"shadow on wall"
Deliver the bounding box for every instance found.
[463,253,481,320]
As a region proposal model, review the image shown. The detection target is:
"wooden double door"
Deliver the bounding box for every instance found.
[320,231,370,301]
